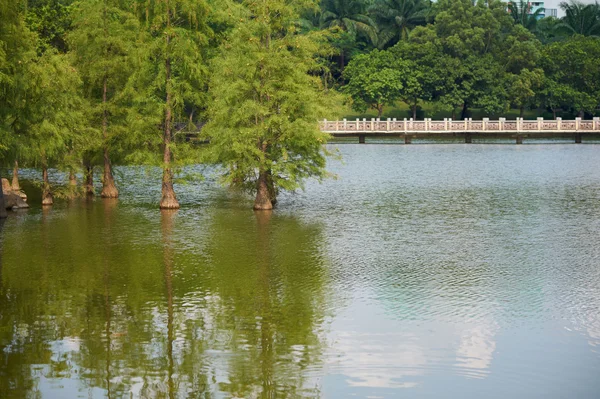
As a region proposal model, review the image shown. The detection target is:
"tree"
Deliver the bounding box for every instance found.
[319,0,378,70]
[69,0,139,198]
[390,37,440,118]
[509,68,544,117]
[343,50,404,117]
[0,1,39,201]
[25,52,84,205]
[24,0,74,54]
[508,0,545,32]
[126,0,211,209]
[541,35,600,116]
[556,0,600,37]
[369,0,428,49]
[204,0,340,210]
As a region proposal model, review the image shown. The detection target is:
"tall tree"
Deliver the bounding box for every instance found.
[556,0,600,37]
[70,0,139,198]
[204,0,340,210]
[369,0,428,48]
[319,0,377,70]
[343,49,404,117]
[127,0,211,209]
[541,35,600,116]
[0,0,39,200]
[509,67,544,117]
[26,52,84,205]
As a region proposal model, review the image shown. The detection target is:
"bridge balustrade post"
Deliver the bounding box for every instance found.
[537,117,543,131]
[464,118,468,131]
[499,117,505,131]
[387,118,390,131]
[356,118,360,131]
[556,117,561,131]
[575,117,581,131]
[593,117,599,131]
[371,118,375,132]
[403,118,407,134]
[444,118,448,131]
[343,118,347,132]
[363,118,367,132]
[483,118,488,131]
[392,118,397,132]
[517,117,522,132]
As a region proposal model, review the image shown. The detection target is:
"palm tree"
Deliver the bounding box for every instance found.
[556,0,600,36]
[369,0,428,48]
[508,0,545,31]
[320,0,378,69]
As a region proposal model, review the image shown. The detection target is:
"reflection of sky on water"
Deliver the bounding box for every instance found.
[322,293,498,393]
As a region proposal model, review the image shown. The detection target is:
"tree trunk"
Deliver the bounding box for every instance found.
[460,102,468,120]
[254,170,273,210]
[101,76,119,198]
[552,108,556,120]
[377,104,383,118]
[0,173,7,218]
[11,160,19,191]
[411,103,417,120]
[519,106,524,118]
[42,165,53,206]
[160,2,179,210]
[451,108,456,119]
[84,163,95,196]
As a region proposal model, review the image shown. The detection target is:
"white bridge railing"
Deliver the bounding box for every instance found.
[320,117,600,133]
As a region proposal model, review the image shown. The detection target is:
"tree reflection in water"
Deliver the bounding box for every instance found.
[0,200,329,398]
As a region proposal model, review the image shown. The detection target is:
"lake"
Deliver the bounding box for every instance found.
[1,144,600,398]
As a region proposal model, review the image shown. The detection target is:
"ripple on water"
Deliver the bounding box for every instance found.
[3,144,600,398]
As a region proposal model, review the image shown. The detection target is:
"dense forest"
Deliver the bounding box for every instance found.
[1,0,599,209]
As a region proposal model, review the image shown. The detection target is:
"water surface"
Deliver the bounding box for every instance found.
[1,144,600,398]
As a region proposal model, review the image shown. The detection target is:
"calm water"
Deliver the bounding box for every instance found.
[1,144,600,398]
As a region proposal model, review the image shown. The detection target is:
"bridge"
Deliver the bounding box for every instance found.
[320,117,600,144]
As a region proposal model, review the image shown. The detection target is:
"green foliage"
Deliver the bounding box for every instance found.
[69,0,140,165]
[540,35,600,114]
[556,0,600,37]
[320,0,378,46]
[343,50,405,116]
[434,0,512,58]
[509,68,544,115]
[123,0,211,167]
[204,0,341,196]
[25,0,74,54]
[369,0,428,48]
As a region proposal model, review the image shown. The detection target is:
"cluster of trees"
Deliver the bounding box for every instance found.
[337,0,600,118]
[0,0,338,211]
[1,0,600,210]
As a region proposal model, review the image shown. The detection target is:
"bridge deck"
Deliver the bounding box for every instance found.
[320,117,600,143]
